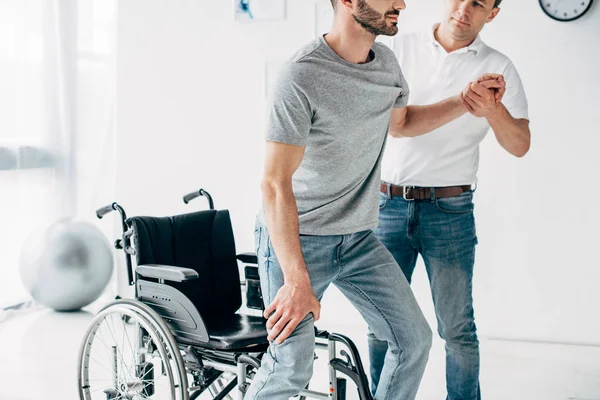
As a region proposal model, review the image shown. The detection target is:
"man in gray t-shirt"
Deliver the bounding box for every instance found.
[248,1,504,399]
[261,34,410,236]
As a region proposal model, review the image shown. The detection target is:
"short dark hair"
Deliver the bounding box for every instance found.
[494,0,502,7]
[330,0,337,9]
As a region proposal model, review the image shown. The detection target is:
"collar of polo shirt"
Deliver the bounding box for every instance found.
[429,23,484,55]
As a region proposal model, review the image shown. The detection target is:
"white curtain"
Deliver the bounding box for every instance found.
[0,0,116,307]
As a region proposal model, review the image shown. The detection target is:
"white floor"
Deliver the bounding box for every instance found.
[0,304,599,400]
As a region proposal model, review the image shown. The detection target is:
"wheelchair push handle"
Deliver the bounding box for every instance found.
[96,203,116,219]
[94,201,133,285]
[182,188,214,210]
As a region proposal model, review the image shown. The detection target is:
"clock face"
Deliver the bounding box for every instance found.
[540,0,594,21]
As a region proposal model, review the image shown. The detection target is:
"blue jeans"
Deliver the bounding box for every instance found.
[369,190,480,400]
[245,223,432,400]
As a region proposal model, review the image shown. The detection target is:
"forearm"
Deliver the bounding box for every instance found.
[391,96,466,138]
[487,104,530,157]
[262,180,309,285]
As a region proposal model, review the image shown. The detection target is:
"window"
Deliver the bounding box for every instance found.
[0,0,116,307]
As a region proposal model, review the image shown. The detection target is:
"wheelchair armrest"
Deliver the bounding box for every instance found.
[236,252,257,264]
[136,264,199,282]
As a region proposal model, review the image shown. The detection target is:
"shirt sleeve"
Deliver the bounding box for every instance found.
[501,60,529,120]
[392,38,410,109]
[394,66,410,108]
[266,62,315,146]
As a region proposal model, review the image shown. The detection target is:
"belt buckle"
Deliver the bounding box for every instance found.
[403,186,415,201]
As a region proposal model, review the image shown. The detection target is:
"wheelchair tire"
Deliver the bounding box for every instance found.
[78,301,189,400]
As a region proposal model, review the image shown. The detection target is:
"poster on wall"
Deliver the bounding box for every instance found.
[315,0,394,50]
[235,0,286,22]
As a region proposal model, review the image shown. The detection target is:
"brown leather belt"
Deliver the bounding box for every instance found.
[380,183,472,201]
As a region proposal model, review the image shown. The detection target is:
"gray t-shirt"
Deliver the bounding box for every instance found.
[261,36,409,236]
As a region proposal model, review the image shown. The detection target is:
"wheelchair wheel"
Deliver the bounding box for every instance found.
[78,302,189,399]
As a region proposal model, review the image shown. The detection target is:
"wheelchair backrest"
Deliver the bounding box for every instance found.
[128,209,243,321]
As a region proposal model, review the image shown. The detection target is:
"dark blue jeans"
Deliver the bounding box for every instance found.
[369,190,481,400]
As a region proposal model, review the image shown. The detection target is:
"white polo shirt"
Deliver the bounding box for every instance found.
[381,24,529,187]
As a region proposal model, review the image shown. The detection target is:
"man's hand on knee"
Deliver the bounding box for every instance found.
[264,280,321,345]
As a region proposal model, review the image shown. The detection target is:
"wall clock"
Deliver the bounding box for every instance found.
[539,0,593,22]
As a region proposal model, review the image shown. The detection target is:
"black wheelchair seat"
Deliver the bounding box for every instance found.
[198,314,269,351]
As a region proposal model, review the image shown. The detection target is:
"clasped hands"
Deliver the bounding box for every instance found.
[459,73,506,118]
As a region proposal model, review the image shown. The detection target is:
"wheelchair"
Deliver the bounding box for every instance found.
[78,188,373,400]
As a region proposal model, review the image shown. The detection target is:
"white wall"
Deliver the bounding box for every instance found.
[480,1,600,346]
[116,0,600,345]
[471,1,600,345]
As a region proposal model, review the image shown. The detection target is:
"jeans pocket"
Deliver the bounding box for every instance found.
[255,227,273,306]
[254,225,273,261]
[379,192,388,210]
[435,191,474,214]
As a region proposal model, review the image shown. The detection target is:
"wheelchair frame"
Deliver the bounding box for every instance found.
[78,189,373,400]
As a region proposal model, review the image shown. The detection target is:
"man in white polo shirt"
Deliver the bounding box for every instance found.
[368,0,530,399]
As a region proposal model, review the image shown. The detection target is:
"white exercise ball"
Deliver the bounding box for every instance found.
[19,219,114,311]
